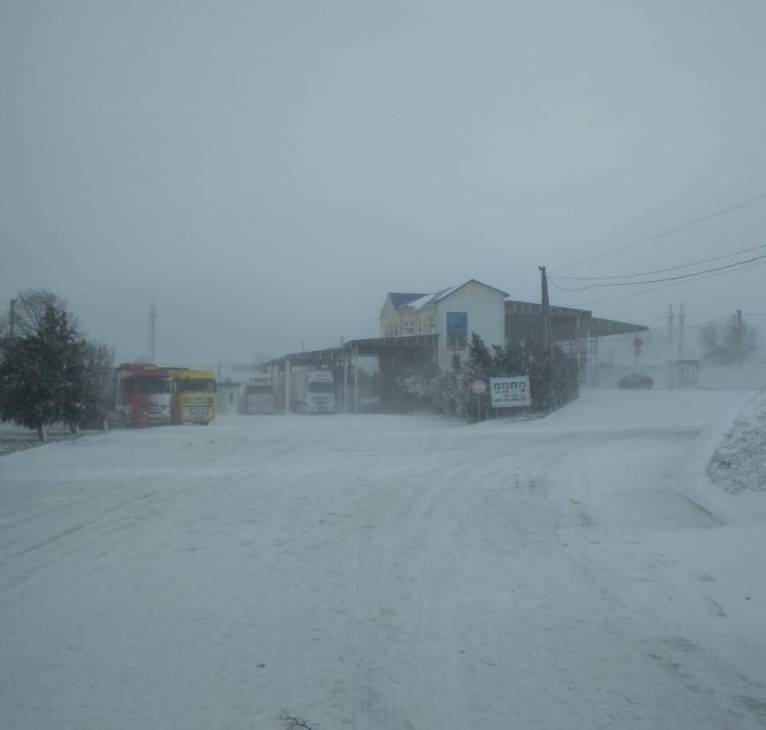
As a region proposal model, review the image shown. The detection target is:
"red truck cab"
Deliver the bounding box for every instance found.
[111,363,173,426]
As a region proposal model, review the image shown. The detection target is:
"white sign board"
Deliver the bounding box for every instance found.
[490,376,531,408]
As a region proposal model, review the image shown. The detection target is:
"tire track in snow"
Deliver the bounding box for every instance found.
[348,461,473,730]
[0,467,253,602]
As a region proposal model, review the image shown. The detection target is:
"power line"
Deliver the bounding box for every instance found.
[552,192,766,272]
[554,259,766,308]
[548,254,766,292]
[551,244,766,281]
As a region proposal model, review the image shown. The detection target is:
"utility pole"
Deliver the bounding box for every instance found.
[284,357,291,414]
[149,302,157,364]
[539,266,552,354]
[353,345,359,414]
[667,304,674,344]
[678,302,685,359]
[343,353,349,413]
[736,308,744,368]
[9,298,16,339]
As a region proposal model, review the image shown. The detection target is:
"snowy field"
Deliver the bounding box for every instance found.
[1,390,765,730]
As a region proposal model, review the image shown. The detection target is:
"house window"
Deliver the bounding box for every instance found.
[446,312,467,349]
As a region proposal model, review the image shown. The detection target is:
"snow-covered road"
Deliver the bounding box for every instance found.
[1,391,765,729]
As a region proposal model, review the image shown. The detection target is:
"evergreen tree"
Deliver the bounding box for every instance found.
[0,305,90,440]
[492,342,528,376]
[427,336,579,423]
[526,344,554,412]
[551,346,579,407]
[430,365,458,416]
[457,333,494,422]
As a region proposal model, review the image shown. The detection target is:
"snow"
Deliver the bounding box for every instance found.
[708,391,766,494]
[406,285,462,311]
[1,390,765,729]
[0,422,71,455]
[407,292,437,310]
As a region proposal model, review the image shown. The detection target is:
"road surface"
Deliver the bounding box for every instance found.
[1,390,764,729]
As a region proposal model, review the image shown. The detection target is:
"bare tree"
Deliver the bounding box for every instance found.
[80,341,116,429]
[280,711,319,730]
[0,289,77,341]
[699,314,759,365]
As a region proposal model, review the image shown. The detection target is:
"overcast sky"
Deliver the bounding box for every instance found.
[2,0,765,366]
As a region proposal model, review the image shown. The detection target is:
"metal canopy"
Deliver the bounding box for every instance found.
[348,334,438,356]
[505,299,647,343]
[588,317,648,337]
[263,334,438,368]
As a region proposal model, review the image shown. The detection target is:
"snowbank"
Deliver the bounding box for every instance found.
[708,392,766,494]
[668,390,766,526]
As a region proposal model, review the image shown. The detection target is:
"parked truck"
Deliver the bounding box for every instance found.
[244,372,276,414]
[170,369,216,424]
[109,363,173,427]
[290,368,336,414]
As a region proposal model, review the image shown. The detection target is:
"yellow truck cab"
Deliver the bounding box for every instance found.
[170,369,216,425]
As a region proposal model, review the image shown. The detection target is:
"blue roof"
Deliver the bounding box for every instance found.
[388,292,427,310]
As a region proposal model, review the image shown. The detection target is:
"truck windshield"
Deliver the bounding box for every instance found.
[177,379,216,392]
[246,385,273,394]
[135,377,172,394]
[308,382,335,393]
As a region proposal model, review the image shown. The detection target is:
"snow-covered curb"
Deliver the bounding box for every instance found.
[708,392,766,494]
[669,390,763,525]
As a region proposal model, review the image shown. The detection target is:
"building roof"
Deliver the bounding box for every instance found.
[387,292,428,310]
[440,279,509,300]
[505,299,593,319]
[263,334,440,366]
[588,316,648,337]
[405,280,510,311]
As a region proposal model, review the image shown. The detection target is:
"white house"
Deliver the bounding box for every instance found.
[380,280,508,369]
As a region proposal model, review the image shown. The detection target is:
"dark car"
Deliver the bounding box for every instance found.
[618,373,654,390]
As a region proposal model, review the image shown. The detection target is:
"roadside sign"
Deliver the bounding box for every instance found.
[470,379,487,395]
[633,336,643,352]
[489,376,531,408]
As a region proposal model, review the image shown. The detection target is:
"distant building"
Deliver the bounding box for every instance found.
[380,280,508,369]
[264,278,649,414]
[666,360,700,389]
[381,279,645,373]
[216,381,243,414]
[379,292,428,337]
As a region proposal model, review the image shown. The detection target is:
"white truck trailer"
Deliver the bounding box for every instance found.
[244,372,276,414]
[290,369,336,414]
